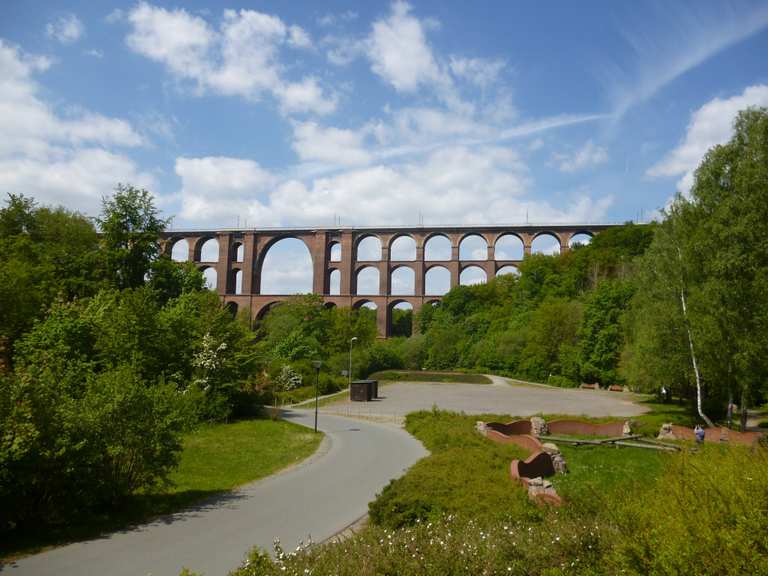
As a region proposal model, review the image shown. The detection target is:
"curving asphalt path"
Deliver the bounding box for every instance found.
[3,411,427,576]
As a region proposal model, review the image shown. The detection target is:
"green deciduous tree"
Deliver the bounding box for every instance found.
[579,280,635,385]
[0,194,100,348]
[624,107,768,425]
[96,184,169,289]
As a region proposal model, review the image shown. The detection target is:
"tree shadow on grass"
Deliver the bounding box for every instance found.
[0,487,248,565]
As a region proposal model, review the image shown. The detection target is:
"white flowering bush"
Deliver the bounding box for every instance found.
[227,514,606,576]
[276,365,302,392]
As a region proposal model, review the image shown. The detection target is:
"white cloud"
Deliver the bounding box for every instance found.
[323,35,366,66]
[291,121,371,166]
[174,145,612,228]
[608,2,768,117]
[366,1,446,93]
[449,56,505,89]
[648,84,768,193]
[175,156,276,222]
[124,2,336,115]
[0,40,152,213]
[0,149,154,212]
[105,9,124,24]
[528,138,544,151]
[287,25,312,48]
[83,49,103,58]
[126,3,213,82]
[554,140,609,172]
[46,14,84,44]
[317,11,358,28]
[275,77,337,115]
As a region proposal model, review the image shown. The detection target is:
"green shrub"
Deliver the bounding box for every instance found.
[0,363,191,531]
[607,446,768,575]
[546,374,579,388]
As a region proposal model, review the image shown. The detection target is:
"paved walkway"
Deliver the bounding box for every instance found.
[3,411,427,576]
[321,375,647,421]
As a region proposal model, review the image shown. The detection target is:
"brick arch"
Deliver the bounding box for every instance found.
[494,232,526,261]
[198,264,218,290]
[565,230,595,247]
[254,234,315,295]
[458,231,492,246]
[354,233,383,261]
[423,233,453,261]
[192,235,217,261]
[459,264,488,285]
[229,267,243,295]
[231,241,244,262]
[354,265,380,296]
[327,267,341,296]
[388,232,416,249]
[458,232,490,260]
[387,297,420,337]
[424,262,450,272]
[390,264,416,296]
[388,297,421,309]
[254,300,284,321]
[424,264,451,296]
[328,240,342,262]
[531,230,563,244]
[423,231,452,244]
[352,298,378,309]
[165,236,190,261]
[494,231,525,247]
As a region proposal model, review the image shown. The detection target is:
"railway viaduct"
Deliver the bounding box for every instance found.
[160,224,617,337]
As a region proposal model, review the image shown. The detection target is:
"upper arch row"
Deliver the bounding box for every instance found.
[168,231,594,263]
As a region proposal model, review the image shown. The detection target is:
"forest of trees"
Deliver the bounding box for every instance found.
[1,108,766,534]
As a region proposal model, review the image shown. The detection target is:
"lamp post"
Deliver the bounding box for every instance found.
[312,359,322,433]
[348,336,358,389]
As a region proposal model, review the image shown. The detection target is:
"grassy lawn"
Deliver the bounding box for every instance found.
[168,418,322,494]
[1,418,322,560]
[369,409,671,529]
[367,370,491,384]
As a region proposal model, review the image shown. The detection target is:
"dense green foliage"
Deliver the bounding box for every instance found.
[0,195,101,346]
[0,187,259,534]
[623,107,768,420]
[414,223,653,388]
[96,184,169,290]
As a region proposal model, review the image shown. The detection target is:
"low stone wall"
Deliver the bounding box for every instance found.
[485,429,543,453]
[547,419,626,437]
[478,418,564,505]
[485,420,532,436]
[510,451,555,481]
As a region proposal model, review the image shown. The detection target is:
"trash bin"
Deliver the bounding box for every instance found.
[350,379,377,401]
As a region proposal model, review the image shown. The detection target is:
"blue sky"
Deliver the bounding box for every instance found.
[2,0,768,236]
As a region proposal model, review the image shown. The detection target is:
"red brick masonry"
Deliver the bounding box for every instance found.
[547,419,626,437]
